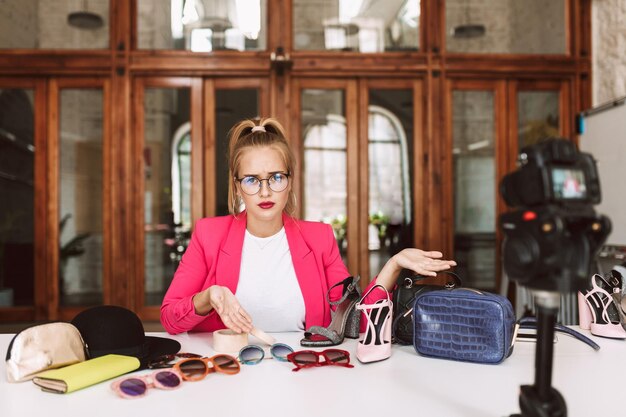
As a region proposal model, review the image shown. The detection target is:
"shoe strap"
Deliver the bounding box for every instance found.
[356,298,391,311]
[303,326,340,344]
[592,273,622,294]
[517,317,600,351]
[357,299,392,327]
[327,276,361,306]
[589,274,617,324]
[606,270,623,290]
[356,284,390,308]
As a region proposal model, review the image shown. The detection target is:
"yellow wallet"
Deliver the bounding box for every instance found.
[32,354,140,394]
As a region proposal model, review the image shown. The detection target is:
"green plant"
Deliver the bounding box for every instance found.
[329,214,347,242]
[59,214,91,288]
[369,210,390,239]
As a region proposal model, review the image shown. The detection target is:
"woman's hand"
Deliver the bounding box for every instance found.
[377,249,457,290]
[192,285,253,333]
[391,249,456,277]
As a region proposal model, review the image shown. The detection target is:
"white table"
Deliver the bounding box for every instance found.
[0,329,623,417]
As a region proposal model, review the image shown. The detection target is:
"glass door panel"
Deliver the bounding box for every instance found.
[143,87,191,306]
[517,91,560,151]
[0,88,35,307]
[59,88,104,306]
[301,89,347,263]
[445,0,566,54]
[214,88,260,216]
[0,0,110,49]
[368,89,414,277]
[293,0,420,52]
[137,0,267,51]
[452,90,496,289]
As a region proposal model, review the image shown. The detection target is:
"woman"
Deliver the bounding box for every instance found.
[160,117,456,335]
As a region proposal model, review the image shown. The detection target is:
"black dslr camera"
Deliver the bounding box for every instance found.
[499,138,611,292]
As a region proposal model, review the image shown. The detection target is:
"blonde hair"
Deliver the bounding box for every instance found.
[227,117,297,216]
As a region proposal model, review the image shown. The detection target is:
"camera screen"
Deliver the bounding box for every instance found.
[551,167,587,200]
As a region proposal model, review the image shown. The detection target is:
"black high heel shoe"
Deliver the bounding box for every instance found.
[300,276,361,347]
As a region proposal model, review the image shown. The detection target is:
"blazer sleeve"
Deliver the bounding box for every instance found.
[160,219,217,334]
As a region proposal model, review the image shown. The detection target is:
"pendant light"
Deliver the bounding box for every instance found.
[452,0,485,39]
[68,0,104,30]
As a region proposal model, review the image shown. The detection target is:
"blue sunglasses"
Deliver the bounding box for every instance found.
[238,343,294,365]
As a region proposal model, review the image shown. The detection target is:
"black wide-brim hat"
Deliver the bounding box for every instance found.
[71,305,181,368]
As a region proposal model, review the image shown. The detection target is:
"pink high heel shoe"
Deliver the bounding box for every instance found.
[355,284,392,364]
[578,273,626,339]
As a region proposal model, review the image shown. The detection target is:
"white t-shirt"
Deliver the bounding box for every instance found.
[236,227,306,332]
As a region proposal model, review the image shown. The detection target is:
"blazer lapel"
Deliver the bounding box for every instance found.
[216,213,247,293]
[283,214,327,327]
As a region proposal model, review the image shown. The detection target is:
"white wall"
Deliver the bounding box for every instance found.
[593,0,626,105]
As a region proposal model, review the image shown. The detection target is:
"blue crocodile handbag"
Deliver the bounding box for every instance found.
[412,288,516,364]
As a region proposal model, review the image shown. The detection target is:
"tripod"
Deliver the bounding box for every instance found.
[511,291,567,417]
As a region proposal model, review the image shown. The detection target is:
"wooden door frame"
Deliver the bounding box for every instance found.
[134,76,271,320]
[206,78,271,217]
[445,77,573,294]
[292,77,427,287]
[357,78,426,284]
[0,79,47,321]
[444,78,508,292]
[291,78,359,277]
[48,77,112,321]
[132,77,194,319]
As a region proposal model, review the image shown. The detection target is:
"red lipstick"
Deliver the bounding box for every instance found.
[258,202,275,209]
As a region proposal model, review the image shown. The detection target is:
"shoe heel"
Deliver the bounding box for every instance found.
[578,291,592,330]
[345,308,360,339]
[300,276,361,347]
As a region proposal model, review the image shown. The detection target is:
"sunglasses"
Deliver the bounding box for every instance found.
[173,354,240,381]
[286,349,354,372]
[147,352,203,369]
[111,370,182,399]
[238,343,294,365]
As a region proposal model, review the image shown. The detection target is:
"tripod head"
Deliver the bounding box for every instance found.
[500,138,611,292]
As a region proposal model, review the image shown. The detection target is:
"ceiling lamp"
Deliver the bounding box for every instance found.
[67,0,104,30]
[452,0,485,39]
[453,24,486,39]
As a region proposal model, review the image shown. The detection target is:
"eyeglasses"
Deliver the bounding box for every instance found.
[147,352,203,369]
[286,349,354,372]
[173,354,240,381]
[235,172,290,195]
[238,343,294,365]
[111,370,182,399]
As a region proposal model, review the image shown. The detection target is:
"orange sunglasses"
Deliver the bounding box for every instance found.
[173,354,240,381]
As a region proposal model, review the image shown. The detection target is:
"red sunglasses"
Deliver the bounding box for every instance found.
[286,349,354,372]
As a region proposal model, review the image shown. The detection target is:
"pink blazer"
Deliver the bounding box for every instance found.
[160,212,385,334]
